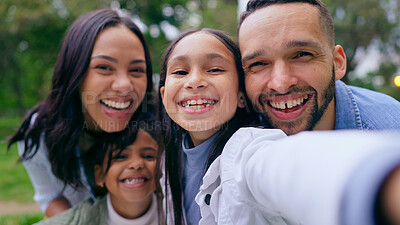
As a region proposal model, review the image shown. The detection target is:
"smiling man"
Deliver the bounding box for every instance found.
[238,0,400,135]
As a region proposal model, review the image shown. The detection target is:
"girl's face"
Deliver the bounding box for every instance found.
[95,129,158,219]
[81,25,147,133]
[160,32,241,146]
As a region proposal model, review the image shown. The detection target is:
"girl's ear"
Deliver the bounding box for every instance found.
[237,92,245,108]
[94,165,105,187]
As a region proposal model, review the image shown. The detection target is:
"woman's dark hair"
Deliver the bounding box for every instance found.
[7,9,153,188]
[82,120,165,223]
[158,28,257,225]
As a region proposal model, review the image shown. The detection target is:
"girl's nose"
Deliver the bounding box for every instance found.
[184,70,208,90]
[127,158,144,170]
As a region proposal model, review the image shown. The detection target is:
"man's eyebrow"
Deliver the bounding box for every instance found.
[242,50,266,64]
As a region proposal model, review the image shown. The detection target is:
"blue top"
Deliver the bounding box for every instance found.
[182,132,219,225]
[335,80,400,130]
[333,80,400,224]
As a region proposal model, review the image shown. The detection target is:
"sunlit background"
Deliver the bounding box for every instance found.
[1,0,399,117]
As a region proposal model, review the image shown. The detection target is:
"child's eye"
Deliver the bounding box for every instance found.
[208,68,225,73]
[142,154,156,160]
[112,154,127,160]
[172,70,188,76]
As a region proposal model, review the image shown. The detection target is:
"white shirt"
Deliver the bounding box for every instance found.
[107,193,158,225]
[196,128,400,225]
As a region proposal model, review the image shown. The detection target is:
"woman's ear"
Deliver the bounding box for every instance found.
[160,86,165,101]
[94,165,105,187]
[237,92,245,108]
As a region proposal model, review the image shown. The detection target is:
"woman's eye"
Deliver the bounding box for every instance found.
[130,68,145,73]
[172,70,188,75]
[96,65,112,71]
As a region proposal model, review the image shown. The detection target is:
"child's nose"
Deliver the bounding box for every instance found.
[127,158,144,170]
[184,70,208,90]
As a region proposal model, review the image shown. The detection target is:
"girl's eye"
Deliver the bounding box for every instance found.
[208,68,225,73]
[172,70,188,76]
[112,154,127,161]
[142,154,156,160]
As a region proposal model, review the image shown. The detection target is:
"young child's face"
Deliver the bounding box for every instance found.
[160,32,241,146]
[95,129,158,212]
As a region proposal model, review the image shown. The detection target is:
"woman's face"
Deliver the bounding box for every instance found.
[160,32,241,146]
[81,25,147,133]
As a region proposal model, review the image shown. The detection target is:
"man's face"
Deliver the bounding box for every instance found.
[239,3,346,135]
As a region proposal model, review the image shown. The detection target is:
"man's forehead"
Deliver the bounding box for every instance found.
[239,3,319,39]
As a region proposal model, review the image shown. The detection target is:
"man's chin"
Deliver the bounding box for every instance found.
[261,114,309,135]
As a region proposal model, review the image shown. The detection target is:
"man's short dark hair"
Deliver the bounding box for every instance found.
[238,0,335,46]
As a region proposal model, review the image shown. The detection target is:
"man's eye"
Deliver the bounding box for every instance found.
[249,61,265,69]
[246,61,267,73]
[295,52,313,58]
[172,70,188,75]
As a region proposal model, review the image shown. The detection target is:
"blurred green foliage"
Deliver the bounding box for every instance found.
[0,214,43,225]
[0,0,399,117]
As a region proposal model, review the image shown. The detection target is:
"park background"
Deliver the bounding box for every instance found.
[1,0,400,224]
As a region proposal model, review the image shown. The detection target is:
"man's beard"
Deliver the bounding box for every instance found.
[258,67,336,135]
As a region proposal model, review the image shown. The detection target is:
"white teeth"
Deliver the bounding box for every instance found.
[181,99,216,109]
[270,94,309,110]
[101,100,131,109]
[123,178,145,184]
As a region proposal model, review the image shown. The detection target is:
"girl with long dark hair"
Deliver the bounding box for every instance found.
[158,28,257,224]
[8,9,154,217]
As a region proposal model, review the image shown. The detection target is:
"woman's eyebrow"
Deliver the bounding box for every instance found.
[91,55,117,63]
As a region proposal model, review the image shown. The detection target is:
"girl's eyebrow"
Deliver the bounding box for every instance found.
[91,55,146,65]
[141,146,158,152]
[169,53,230,63]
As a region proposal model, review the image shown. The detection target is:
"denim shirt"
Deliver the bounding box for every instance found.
[335,80,400,130]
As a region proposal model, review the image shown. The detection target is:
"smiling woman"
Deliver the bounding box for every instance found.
[7,9,154,218]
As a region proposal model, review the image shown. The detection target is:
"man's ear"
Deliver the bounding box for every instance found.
[94,165,105,187]
[237,92,245,108]
[333,45,347,81]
